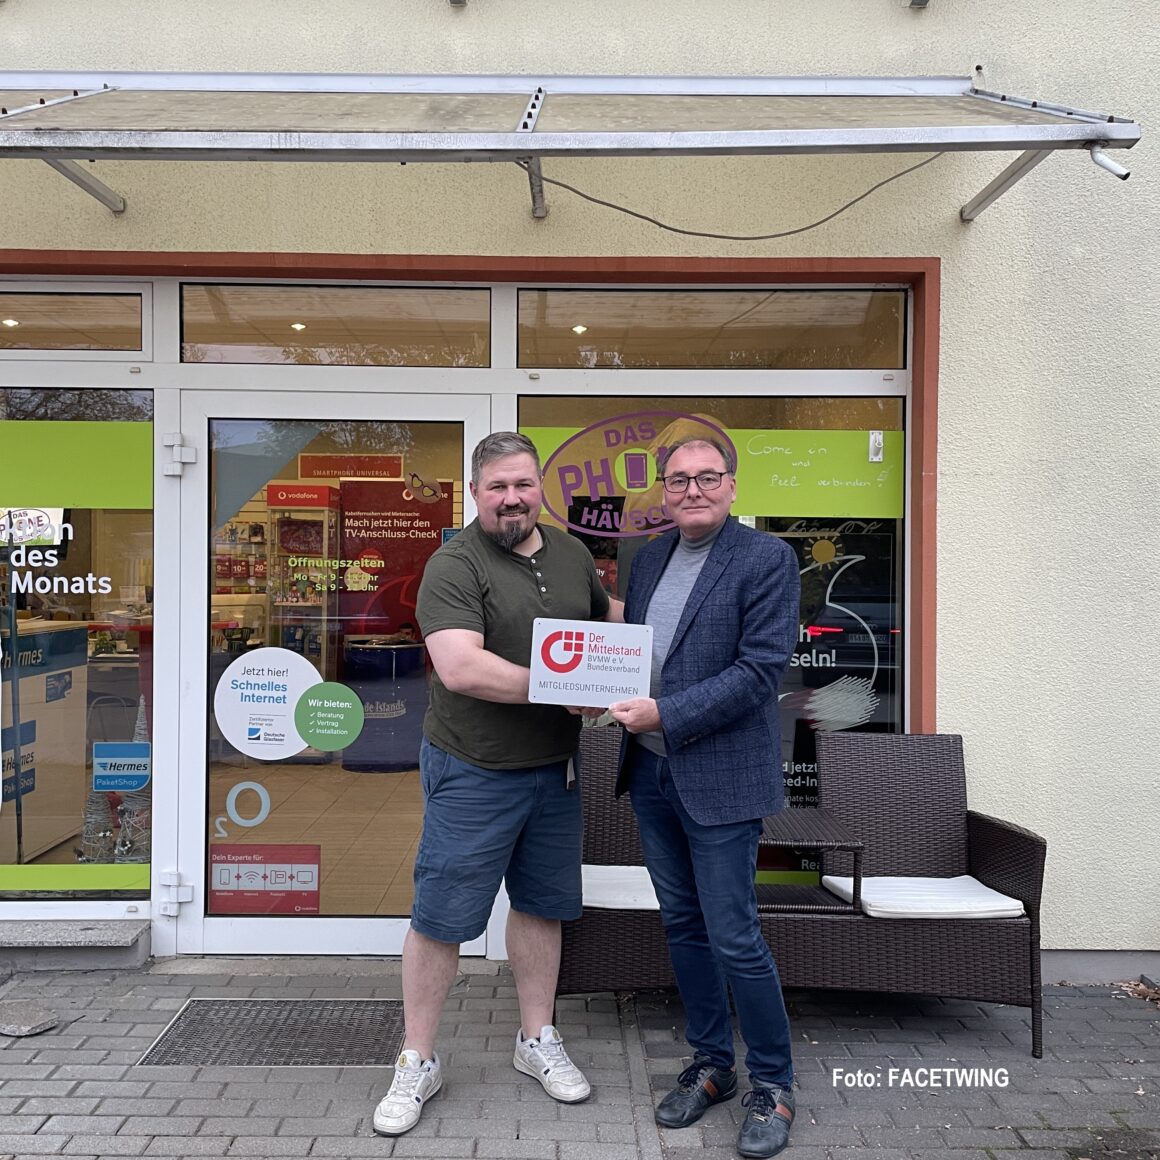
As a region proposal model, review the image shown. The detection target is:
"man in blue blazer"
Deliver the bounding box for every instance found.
[610,435,800,1159]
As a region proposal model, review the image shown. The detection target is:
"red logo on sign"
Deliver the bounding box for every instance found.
[541,630,585,673]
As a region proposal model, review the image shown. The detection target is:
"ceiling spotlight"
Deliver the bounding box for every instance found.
[1,319,19,328]
[290,322,307,331]
[572,324,588,335]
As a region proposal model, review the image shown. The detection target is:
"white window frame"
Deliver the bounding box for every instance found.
[0,273,913,947]
[0,279,154,362]
[167,387,490,958]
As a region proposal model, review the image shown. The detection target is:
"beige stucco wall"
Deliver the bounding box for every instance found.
[1,0,1157,951]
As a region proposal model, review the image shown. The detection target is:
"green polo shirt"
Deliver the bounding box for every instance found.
[416,520,610,769]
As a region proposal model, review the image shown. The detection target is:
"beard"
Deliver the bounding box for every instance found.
[485,505,534,552]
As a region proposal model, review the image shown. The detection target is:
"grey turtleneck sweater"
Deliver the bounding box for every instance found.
[636,520,724,755]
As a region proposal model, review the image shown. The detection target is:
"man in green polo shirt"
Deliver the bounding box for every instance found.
[373,431,622,1137]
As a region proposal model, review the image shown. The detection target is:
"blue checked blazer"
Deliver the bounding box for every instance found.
[614,517,800,825]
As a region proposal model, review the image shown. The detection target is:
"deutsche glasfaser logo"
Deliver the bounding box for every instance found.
[540,629,585,674]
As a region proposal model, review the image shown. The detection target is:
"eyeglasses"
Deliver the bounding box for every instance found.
[660,471,732,494]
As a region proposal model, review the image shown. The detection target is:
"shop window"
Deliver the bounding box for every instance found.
[0,293,143,352]
[181,284,491,366]
[519,395,904,885]
[0,389,153,899]
[518,288,905,369]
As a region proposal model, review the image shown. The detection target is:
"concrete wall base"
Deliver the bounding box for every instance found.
[1041,949,1160,985]
[0,920,151,972]
[1,941,151,972]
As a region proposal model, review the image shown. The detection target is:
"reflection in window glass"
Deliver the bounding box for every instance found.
[1,388,153,900]
[0,389,152,422]
[518,288,905,369]
[0,294,142,351]
[519,394,904,886]
[182,285,491,366]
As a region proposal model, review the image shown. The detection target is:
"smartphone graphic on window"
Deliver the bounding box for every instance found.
[623,451,649,490]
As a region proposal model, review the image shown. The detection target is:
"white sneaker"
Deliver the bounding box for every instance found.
[372,1049,442,1136]
[513,1024,591,1103]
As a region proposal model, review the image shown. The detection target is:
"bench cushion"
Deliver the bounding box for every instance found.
[581,865,659,910]
[822,874,1024,919]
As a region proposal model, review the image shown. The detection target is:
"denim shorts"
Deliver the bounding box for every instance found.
[410,737,584,944]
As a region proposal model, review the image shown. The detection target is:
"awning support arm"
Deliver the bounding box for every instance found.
[43,159,126,214]
[517,86,547,219]
[525,158,547,219]
[3,86,126,214]
[960,148,1052,221]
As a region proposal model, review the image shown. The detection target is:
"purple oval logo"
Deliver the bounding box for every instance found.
[0,507,56,545]
[540,411,735,538]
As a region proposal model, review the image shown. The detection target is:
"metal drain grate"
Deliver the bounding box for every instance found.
[138,999,404,1067]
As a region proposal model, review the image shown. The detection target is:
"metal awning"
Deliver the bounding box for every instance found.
[0,73,1140,222]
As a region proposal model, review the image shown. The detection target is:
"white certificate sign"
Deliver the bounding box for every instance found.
[528,618,653,707]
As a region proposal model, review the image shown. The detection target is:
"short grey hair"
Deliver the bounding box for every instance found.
[471,431,541,486]
[657,435,737,477]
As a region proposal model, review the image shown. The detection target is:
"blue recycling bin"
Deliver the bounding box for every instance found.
[341,639,428,772]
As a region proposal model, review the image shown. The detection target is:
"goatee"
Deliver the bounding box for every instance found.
[486,511,533,552]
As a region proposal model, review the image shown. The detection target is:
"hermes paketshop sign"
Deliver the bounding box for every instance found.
[528,618,653,707]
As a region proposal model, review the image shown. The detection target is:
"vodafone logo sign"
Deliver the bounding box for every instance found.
[540,629,585,673]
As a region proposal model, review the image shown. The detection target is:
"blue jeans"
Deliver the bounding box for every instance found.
[627,743,794,1088]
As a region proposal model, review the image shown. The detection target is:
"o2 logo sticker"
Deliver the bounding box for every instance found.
[213,780,271,838]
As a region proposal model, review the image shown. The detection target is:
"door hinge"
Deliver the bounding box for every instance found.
[162,432,198,477]
[157,870,195,916]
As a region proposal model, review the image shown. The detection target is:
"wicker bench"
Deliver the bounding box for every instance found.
[558,726,1047,1057]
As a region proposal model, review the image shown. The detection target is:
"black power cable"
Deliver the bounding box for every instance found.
[513,153,946,240]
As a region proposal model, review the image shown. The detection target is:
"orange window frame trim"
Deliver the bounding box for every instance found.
[0,249,939,730]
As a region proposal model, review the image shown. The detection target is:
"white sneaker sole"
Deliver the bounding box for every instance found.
[371,1072,443,1136]
[513,1052,591,1103]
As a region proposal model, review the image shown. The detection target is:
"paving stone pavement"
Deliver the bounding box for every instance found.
[0,960,1156,1160]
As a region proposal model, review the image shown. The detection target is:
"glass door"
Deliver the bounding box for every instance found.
[176,391,490,955]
